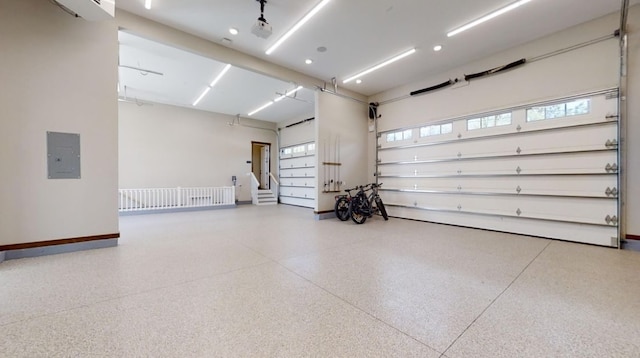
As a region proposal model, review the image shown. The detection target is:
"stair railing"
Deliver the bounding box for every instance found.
[250,172,260,205]
[269,172,279,202]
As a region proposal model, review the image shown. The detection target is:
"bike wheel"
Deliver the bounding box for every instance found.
[350,196,367,224]
[334,197,350,221]
[376,197,389,221]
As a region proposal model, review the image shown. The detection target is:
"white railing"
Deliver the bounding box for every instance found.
[250,173,260,205]
[269,172,279,199]
[118,186,235,212]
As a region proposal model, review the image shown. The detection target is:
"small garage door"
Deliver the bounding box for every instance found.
[279,141,316,208]
[377,89,619,247]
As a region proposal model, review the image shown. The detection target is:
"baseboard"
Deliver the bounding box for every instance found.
[315,210,336,221]
[119,204,236,216]
[626,234,640,240]
[0,233,119,263]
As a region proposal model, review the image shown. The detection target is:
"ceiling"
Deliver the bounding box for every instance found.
[116,0,633,122]
[118,31,315,123]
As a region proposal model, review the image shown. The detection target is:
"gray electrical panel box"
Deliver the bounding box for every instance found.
[47,131,81,179]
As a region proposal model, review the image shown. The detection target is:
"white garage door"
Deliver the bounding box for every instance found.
[279,141,316,208]
[378,90,619,247]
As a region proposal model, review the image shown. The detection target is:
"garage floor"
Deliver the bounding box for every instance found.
[1,205,639,357]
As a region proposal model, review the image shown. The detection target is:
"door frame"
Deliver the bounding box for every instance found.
[251,141,271,190]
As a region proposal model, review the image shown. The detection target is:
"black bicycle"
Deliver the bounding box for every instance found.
[349,183,388,224]
[334,186,357,221]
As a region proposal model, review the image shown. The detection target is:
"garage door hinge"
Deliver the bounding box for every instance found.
[516,147,522,154]
[605,215,618,225]
[605,139,618,148]
[516,208,522,216]
[605,163,618,173]
[605,187,618,197]
[516,186,522,194]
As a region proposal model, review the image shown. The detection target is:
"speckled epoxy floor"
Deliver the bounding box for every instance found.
[1,205,639,357]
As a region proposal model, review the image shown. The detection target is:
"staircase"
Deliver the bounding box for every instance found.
[256,189,277,205]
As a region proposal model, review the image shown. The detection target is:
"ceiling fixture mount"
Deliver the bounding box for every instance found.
[447,0,532,37]
[249,85,304,116]
[266,0,332,55]
[251,0,273,39]
[343,48,416,84]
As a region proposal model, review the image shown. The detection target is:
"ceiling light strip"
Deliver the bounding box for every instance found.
[210,64,232,87]
[265,0,332,55]
[192,87,211,106]
[144,0,152,10]
[192,64,232,107]
[343,48,416,84]
[447,0,532,37]
[248,101,274,116]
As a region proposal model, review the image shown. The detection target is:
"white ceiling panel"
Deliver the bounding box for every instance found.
[117,0,634,97]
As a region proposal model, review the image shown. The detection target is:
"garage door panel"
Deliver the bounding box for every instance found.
[381,175,617,197]
[380,150,616,176]
[280,142,316,209]
[279,167,315,178]
[379,123,616,163]
[387,206,617,247]
[377,90,620,246]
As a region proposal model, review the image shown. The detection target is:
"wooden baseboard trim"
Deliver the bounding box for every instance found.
[626,234,640,241]
[0,233,120,251]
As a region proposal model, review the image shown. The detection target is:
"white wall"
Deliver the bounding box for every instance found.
[118,102,277,202]
[625,5,640,236]
[315,92,368,212]
[279,115,315,148]
[368,7,639,237]
[0,0,119,246]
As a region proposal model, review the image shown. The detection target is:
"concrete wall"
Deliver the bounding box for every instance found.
[118,102,277,202]
[0,0,119,246]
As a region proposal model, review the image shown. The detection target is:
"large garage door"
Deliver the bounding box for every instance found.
[279,141,316,208]
[378,90,619,247]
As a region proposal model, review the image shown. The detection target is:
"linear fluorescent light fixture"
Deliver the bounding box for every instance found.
[343,48,416,84]
[144,0,152,10]
[265,0,331,55]
[274,86,303,102]
[192,64,232,106]
[447,0,532,37]
[248,101,274,116]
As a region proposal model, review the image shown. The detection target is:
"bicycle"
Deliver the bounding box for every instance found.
[334,186,358,221]
[349,183,388,224]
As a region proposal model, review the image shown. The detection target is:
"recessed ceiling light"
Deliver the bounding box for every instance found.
[229,28,239,35]
[343,48,416,84]
[356,79,362,84]
[433,45,443,52]
[144,0,152,10]
[447,0,532,37]
[305,59,313,64]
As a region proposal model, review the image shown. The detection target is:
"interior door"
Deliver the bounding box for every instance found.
[261,145,270,189]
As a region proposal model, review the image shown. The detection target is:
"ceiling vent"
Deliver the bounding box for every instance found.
[55,0,115,21]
